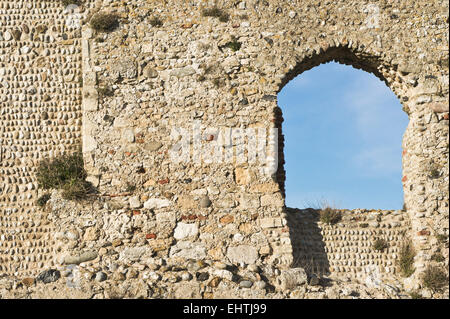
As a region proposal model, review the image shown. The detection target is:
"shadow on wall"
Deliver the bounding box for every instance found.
[285,207,331,277]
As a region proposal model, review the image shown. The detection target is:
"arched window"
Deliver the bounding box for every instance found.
[278,62,408,210]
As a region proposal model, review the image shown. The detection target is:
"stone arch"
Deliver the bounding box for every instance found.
[264,39,448,282]
[264,43,415,279]
[272,44,408,201]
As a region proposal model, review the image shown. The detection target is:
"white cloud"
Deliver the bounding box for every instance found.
[352,145,402,179]
[338,70,407,179]
[343,75,402,139]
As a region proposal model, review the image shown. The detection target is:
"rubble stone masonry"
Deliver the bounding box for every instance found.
[0,0,448,299]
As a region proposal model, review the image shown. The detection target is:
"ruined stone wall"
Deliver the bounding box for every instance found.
[81,0,448,280]
[0,0,448,297]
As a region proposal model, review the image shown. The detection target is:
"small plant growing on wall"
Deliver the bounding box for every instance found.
[431,251,445,263]
[202,7,229,22]
[90,12,119,32]
[421,265,448,292]
[224,36,242,52]
[319,207,341,225]
[150,16,163,27]
[218,13,230,23]
[427,160,441,179]
[372,238,389,252]
[61,178,92,200]
[435,233,448,244]
[60,0,83,6]
[408,291,424,299]
[397,240,416,277]
[36,193,51,207]
[212,77,226,88]
[429,168,440,179]
[36,151,92,201]
[125,183,137,193]
[98,86,114,98]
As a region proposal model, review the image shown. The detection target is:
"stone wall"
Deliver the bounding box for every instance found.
[0,0,86,277]
[287,208,411,282]
[0,0,448,298]
[45,195,413,288]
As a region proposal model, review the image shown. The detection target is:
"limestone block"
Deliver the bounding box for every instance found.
[174,222,198,240]
[122,129,135,143]
[260,217,283,228]
[170,66,196,78]
[86,175,100,188]
[239,194,260,210]
[143,65,158,78]
[83,135,97,153]
[429,102,449,113]
[144,198,172,209]
[83,227,99,241]
[235,167,251,185]
[64,251,98,265]
[83,87,98,111]
[223,56,241,73]
[119,246,153,262]
[111,58,138,80]
[226,245,259,265]
[275,268,307,291]
[216,194,237,208]
[113,117,131,128]
[141,42,153,54]
[178,196,197,209]
[260,194,284,207]
[129,196,142,209]
[169,242,206,260]
[250,182,280,193]
[83,72,97,86]
[212,269,234,282]
[143,141,163,151]
[156,212,176,225]
[174,282,202,299]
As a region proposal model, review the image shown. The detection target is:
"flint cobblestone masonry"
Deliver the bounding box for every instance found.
[0,0,87,277]
[0,0,448,298]
[287,208,411,281]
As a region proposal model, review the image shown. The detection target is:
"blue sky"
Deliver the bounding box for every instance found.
[278,62,409,210]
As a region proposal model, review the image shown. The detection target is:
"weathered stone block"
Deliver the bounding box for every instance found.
[235,167,251,185]
[275,268,307,291]
[429,102,449,113]
[129,196,142,209]
[170,66,196,78]
[174,222,198,240]
[260,217,283,228]
[119,246,153,262]
[144,198,172,209]
[226,245,259,265]
[239,194,260,210]
[64,251,98,265]
[260,194,284,207]
[169,242,206,260]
